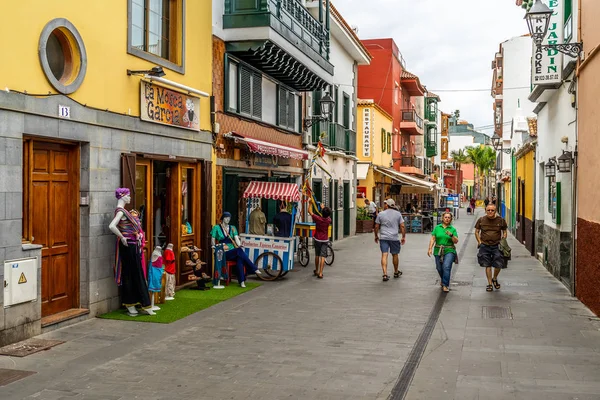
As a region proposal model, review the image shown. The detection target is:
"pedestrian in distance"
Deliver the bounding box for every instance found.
[308,202,331,279]
[374,199,406,281]
[365,198,378,219]
[427,212,459,293]
[475,203,508,292]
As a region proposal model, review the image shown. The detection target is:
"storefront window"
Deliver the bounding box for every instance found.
[181,168,193,235]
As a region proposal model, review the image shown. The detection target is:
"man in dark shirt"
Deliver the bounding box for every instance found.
[273,202,292,237]
[475,203,508,292]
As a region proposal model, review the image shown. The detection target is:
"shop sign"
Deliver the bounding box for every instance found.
[357,186,367,199]
[531,0,563,85]
[140,81,200,131]
[240,236,290,252]
[253,154,278,167]
[363,108,371,157]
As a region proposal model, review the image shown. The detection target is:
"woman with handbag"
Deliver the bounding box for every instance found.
[427,212,459,292]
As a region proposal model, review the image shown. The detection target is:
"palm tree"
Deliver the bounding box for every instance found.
[449,149,470,172]
[466,145,496,198]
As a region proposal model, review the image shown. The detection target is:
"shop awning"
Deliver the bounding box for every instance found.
[374,166,437,190]
[225,132,309,160]
[357,163,370,180]
[243,181,301,202]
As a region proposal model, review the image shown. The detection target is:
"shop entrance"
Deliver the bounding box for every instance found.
[25,140,80,318]
[123,154,204,286]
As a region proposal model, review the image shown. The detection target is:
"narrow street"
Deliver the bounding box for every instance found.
[1,210,600,399]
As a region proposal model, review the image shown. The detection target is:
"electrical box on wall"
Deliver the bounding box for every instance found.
[4,258,38,307]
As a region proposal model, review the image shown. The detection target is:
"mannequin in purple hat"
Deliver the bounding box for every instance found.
[210,212,261,287]
[108,188,154,316]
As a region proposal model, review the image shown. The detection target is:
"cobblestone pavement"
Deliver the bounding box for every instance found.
[2,211,600,399]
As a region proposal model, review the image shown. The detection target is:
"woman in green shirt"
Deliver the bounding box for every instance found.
[427,212,459,292]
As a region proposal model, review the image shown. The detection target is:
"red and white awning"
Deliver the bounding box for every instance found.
[243,181,301,202]
[225,132,309,160]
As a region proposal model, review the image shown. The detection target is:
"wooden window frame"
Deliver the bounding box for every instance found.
[127,0,185,74]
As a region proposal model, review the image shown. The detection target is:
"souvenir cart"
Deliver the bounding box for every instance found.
[239,181,301,281]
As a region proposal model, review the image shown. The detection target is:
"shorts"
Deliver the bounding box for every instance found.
[477,244,506,269]
[314,240,328,258]
[380,240,401,255]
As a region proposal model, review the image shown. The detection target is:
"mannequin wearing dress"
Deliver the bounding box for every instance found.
[108,188,154,316]
[210,212,261,287]
[148,246,163,311]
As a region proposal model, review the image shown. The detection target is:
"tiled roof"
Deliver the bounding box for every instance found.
[427,91,441,101]
[401,70,419,80]
[357,99,374,105]
[330,2,372,60]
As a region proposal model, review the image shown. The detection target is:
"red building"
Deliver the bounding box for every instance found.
[358,39,426,173]
[444,168,464,194]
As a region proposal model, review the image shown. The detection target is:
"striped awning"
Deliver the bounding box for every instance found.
[243,181,301,202]
[225,132,309,161]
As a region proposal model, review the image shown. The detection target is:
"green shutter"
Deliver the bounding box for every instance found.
[240,67,252,115]
[564,0,572,24]
[387,133,391,154]
[343,93,350,129]
[287,93,295,130]
[278,86,288,127]
[252,72,262,118]
[381,128,386,153]
[334,86,339,123]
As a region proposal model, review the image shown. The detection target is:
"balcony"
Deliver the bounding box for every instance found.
[223,0,333,91]
[400,109,424,135]
[397,156,423,175]
[425,96,439,125]
[311,121,356,155]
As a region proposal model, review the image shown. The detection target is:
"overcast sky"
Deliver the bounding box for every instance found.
[332,0,529,134]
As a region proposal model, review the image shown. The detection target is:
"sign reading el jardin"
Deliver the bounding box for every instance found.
[531,0,564,85]
[140,81,200,130]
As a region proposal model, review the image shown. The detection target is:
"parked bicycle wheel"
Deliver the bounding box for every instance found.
[325,243,334,266]
[255,252,283,281]
[298,244,310,267]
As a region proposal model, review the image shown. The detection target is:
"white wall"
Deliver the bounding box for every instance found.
[329,34,357,128]
[448,135,475,154]
[534,81,576,230]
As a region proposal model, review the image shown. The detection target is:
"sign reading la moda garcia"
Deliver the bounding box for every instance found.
[532,0,563,85]
[140,81,200,131]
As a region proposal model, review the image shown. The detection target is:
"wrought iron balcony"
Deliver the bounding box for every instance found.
[223,0,333,90]
[311,122,356,155]
[400,109,424,135]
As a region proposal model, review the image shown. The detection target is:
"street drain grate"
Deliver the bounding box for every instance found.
[0,368,36,386]
[482,306,513,319]
[0,338,64,357]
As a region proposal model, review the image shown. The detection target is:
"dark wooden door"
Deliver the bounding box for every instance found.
[32,142,78,317]
[332,181,338,240]
[343,181,350,236]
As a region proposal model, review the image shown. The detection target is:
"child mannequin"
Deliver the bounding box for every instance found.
[148,246,163,311]
[164,243,176,300]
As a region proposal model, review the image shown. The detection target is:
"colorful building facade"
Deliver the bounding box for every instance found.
[0,0,214,345]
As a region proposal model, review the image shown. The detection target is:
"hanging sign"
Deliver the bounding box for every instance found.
[531,0,564,85]
[363,108,371,157]
[140,81,200,131]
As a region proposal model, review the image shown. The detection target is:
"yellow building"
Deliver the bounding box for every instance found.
[356,100,394,207]
[515,145,535,253]
[0,1,214,345]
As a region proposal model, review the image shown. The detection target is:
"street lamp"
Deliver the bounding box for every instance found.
[126,66,166,77]
[492,133,501,151]
[304,92,334,129]
[545,157,556,177]
[557,151,574,173]
[524,0,583,58]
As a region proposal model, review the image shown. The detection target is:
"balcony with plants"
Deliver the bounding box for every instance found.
[223,0,333,91]
[311,121,356,156]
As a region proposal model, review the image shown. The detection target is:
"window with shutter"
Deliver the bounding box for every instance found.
[252,72,262,118]
[240,67,252,115]
[334,86,339,123]
[278,86,288,128]
[343,93,350,129]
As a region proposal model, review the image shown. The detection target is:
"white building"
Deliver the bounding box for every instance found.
[305,2,371,240]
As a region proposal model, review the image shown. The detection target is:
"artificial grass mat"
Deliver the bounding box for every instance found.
[97,282,261,324]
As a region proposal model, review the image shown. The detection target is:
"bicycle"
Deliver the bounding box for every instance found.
[297,237,334,267]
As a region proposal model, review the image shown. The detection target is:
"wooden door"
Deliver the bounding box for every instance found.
[135,159,152,265]
[31,142,79,317]
[343,181,350,237]
[178,163,200,283]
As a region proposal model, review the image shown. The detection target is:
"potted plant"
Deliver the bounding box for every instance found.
[356,206,374,233]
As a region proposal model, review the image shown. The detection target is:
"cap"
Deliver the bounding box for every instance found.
[221,211,232,220]
[383,199,395,207]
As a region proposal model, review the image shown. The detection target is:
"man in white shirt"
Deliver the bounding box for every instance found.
[365,199,378,219]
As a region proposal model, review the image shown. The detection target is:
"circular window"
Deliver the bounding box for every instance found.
[39,19,87,94]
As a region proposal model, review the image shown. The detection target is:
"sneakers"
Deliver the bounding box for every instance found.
[240,281,246,288]
[255,269,262,275]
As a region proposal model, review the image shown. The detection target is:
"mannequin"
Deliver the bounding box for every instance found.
[210,212,261,288]
[164,243,176,300]
[249,205,266,234]
[108,188,154,316]
[148,246,163,311]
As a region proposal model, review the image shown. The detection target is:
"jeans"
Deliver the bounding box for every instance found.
[225,247,258,283]
[435,252,456,287]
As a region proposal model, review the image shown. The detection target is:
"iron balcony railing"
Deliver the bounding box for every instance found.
[224,0,329,60]
[311,122,356,155]
[401,109,424,130]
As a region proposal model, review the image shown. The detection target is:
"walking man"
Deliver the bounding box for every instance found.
[374,199,406,281]
[365,199,378,219]
[475,203,508,292]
